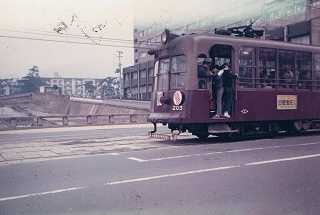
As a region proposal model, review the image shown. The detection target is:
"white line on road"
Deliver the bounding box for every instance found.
[128,157,147,162]
[127,142,320,162]
[127,151,224,162]
[0,186,86,202]
[246,153,320,166]
[114,152,320,185]
[105,166,239,185]
[2,152,320,202]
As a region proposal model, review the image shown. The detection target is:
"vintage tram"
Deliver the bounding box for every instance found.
[148,29,320,139]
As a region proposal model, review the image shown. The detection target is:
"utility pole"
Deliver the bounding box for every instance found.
[116,50,123,99]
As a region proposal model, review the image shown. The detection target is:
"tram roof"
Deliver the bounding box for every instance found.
[171,33,320,52]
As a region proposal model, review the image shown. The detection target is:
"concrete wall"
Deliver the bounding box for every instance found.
[0,93,149,116]
[30,93,70,115]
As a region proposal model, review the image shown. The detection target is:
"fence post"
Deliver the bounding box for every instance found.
[93,115,97,124]
[10,118,17,128]
[62,116,69,126]
[32,117,37,128]
[87,115,92,125]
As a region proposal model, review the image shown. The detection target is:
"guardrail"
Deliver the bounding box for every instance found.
[0,113,150,130]
[0,93,33,105]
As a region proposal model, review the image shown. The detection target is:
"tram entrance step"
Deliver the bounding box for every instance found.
[208,124,238,134]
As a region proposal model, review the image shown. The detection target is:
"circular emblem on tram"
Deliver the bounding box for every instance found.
[173,90,184,106]
[241,108,249,114]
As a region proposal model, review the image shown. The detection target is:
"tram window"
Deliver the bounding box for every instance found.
[258,48,276,88]
[278,50,295,89]
[314,54,320,90]
[170,55,186,89]
[157,58,170,91]
[197,54,209,89]
[210,45,232,67]
[296,52,312,90]
[239,47,255,88]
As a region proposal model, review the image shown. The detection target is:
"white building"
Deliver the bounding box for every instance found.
[42,77,103,98]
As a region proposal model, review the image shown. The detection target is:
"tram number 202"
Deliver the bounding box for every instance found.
[172,105,183,111]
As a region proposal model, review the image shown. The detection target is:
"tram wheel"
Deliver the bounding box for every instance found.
[288,121,304,134]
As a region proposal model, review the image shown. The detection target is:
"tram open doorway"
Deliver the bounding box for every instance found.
[209,44,235,118]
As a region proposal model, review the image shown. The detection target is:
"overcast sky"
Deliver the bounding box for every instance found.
[0,0,264,79]
[0,0,134,79]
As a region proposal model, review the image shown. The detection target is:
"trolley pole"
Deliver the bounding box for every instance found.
[116,50,123,100]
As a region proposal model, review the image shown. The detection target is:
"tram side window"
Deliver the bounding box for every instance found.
[314,54,320,90]
[239,47,255,88]
[158,58,170,91]
[258,48,276,88]
[170,55,186,89]
[197,54,209,89]
[278,51,295,89]
[296,52,312,90]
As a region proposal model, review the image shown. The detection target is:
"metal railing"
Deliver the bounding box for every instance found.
[0,113,150,130]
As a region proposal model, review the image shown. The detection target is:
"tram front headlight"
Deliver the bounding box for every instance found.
[173,90,184,106]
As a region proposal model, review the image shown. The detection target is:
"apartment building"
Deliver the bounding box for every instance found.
[41,78,103,98]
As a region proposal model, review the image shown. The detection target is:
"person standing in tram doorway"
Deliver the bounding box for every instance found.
[212,65,224,118]
[197,57,212,89]
[222,63,237,118]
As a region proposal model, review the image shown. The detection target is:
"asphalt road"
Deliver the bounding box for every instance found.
[0,126,320,215]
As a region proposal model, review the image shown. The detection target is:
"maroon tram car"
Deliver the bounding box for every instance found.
[148,30,320,139]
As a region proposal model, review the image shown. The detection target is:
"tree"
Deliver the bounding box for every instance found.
[101,77,120,98]
[84,81,95,98]
[19,66,45,93]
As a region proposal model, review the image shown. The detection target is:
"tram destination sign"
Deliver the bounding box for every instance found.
[277,95,298,110]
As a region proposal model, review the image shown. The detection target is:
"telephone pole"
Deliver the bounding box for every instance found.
[116,50,123,99]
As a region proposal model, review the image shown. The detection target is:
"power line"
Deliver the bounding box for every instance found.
[0,28,160,45]
[0,34,151,50]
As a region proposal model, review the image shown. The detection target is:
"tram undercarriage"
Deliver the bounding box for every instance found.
[149,120,320,141]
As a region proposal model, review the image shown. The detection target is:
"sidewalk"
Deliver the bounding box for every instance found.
[0,135,163,165]
[0,124,166,165]
[0,123,154,134]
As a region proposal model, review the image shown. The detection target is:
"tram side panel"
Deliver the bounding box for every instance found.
[150,90,320,124]
[235,90,320,122]
[185,90,211,123]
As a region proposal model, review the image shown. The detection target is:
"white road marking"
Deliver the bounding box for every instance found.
[246,153,320,166]
[128,151,224,162]
[2,151,320,202]
[128,142,320,162]
[227,147,264,153]
[105,166,239,185]
[0,186,86,202]
[128,157,147,162]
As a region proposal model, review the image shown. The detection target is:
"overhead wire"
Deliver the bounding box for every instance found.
[0,34,151,50]
[0,28,160,45]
